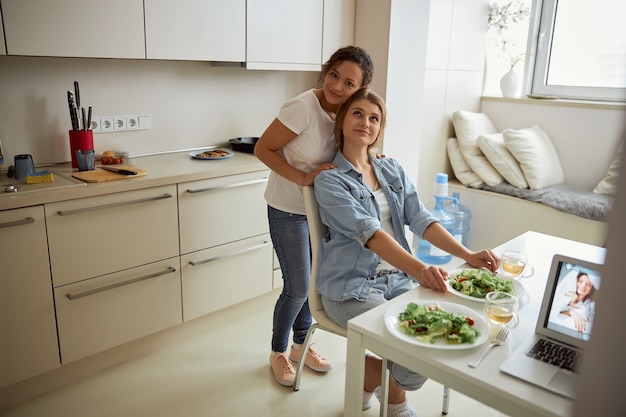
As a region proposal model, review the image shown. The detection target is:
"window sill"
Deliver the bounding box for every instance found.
[481,95,626,111]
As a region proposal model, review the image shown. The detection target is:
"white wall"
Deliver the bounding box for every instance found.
[574,145,626,415]
[354,0,430,186]
[0,56,317,166]
[417,0,489,200]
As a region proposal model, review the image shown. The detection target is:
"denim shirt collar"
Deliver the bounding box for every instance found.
[332,151,409,251]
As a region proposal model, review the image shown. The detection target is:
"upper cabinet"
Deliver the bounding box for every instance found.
[144,0,245,62]
[1,0,355,68]
[1,0,145,58]
[246,0,324,71]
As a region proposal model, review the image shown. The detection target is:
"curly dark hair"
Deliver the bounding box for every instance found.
[320,46,374,87]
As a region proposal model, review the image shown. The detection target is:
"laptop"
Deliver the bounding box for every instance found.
[500,254,603,398]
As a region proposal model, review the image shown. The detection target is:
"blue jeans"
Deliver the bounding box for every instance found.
[321,272,428,391]
[268,206,312,353]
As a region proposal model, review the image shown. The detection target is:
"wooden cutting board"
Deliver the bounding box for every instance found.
[72,167,147,183]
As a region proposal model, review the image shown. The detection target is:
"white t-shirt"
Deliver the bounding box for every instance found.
[373,188,395,271]
[264,89,337,215]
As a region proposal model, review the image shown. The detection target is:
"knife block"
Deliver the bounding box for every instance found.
[69,130,94,169]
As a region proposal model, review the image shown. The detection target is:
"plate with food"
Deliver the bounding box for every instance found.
[190,148,234,160]
[447,268,527,306]
[384,300,488,349]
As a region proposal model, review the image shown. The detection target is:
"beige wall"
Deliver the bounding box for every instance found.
[0,56,317,166]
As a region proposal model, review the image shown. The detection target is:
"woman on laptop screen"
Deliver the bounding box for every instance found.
[550,266,600,337]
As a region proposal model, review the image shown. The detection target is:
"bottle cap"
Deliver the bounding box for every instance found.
[434,173,449,197]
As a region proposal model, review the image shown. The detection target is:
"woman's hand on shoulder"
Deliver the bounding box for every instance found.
[302,163,337,186]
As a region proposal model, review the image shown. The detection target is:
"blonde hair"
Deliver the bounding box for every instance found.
[334,88,386,150]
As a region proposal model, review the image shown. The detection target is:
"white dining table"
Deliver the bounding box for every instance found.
[344,231,606,417]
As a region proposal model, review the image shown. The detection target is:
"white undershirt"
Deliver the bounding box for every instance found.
[373,189,395,271]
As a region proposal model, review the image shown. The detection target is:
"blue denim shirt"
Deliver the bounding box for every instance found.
[313,152,439,302]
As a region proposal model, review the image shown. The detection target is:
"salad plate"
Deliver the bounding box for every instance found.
[447,269,528,308]
[190,148,234,160]
[384,300,488,350]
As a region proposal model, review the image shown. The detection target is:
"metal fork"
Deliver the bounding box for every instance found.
[468,326,509,368]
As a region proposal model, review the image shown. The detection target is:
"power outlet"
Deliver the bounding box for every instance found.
[126,115,139,130]
[113,116,127,130]
[90,118,101,133]
[100,117,114,132]
[92,114,151,133]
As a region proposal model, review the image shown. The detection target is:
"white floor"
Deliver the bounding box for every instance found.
[1,290,504,417]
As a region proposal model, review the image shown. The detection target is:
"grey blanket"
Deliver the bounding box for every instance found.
[476,182,613,222]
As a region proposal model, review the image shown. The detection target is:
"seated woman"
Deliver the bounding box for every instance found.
[313,88,499,416]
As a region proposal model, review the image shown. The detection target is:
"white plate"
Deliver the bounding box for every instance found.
[447,269,528,308]
[190,148,234,160]
[384,300,488,350]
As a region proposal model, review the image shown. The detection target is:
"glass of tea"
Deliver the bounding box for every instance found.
[484,291,519,329]
[500,250,534,279]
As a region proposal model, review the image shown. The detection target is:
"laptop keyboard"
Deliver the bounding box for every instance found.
[525,339,581,373]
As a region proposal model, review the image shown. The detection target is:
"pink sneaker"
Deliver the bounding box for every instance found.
[269,351,296,387]
[289,344,333,372]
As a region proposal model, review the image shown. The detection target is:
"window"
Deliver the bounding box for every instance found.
[531,0,626,102]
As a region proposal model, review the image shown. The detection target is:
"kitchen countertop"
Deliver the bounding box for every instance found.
[0,150,268,211]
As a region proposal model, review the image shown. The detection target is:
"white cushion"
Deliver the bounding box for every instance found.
[451,111,503,186]
[477,133,529,189]
[503,125,564,190]
[593,142,622,195]
[446,138,483,188]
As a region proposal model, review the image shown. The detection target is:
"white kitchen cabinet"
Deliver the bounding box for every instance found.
[54,258,182,363]
[0,206,59,388]
[178,171,269,254]
[1,0,145,58]
[181,235,272,320]
[46,185,179,287]
[246,0,324,71]
[145,0,245,62]
[178,170,272,320]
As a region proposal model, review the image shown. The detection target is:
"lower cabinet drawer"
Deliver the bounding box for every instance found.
[181,234,273,321]
[54,258,182,364]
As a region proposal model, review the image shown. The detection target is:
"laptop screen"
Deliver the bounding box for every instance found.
[538,255,603,348]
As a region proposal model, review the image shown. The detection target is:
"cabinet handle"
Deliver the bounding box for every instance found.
[189,241,269,266]
[57,193,172,216]
[66,266,177,300]
[186,178,267,194]
[0,216,35,228]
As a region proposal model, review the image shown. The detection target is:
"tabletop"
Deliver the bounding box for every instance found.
[345,231,606,417]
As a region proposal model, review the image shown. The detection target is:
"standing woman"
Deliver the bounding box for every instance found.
[255,46,374,387]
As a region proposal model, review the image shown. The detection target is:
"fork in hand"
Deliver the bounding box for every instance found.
[468,326,509,368]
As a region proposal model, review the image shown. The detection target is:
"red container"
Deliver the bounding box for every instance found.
[69,130,94,168]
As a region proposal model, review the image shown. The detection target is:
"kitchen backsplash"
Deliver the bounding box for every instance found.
[0,56,316,167]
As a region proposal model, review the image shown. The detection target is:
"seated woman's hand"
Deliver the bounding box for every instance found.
[415,266,449,293]
[465,249,500,273]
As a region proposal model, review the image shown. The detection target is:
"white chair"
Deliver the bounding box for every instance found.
[296,186,450,415]
[293,186,347,392]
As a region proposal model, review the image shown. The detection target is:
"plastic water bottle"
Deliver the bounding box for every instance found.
[417,173,456,264]
[445,191,472,247]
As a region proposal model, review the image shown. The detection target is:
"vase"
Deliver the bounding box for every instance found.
[500,68,519,98]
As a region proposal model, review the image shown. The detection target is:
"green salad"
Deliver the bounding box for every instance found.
[398,302,480,345]
[448,268,514,299]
